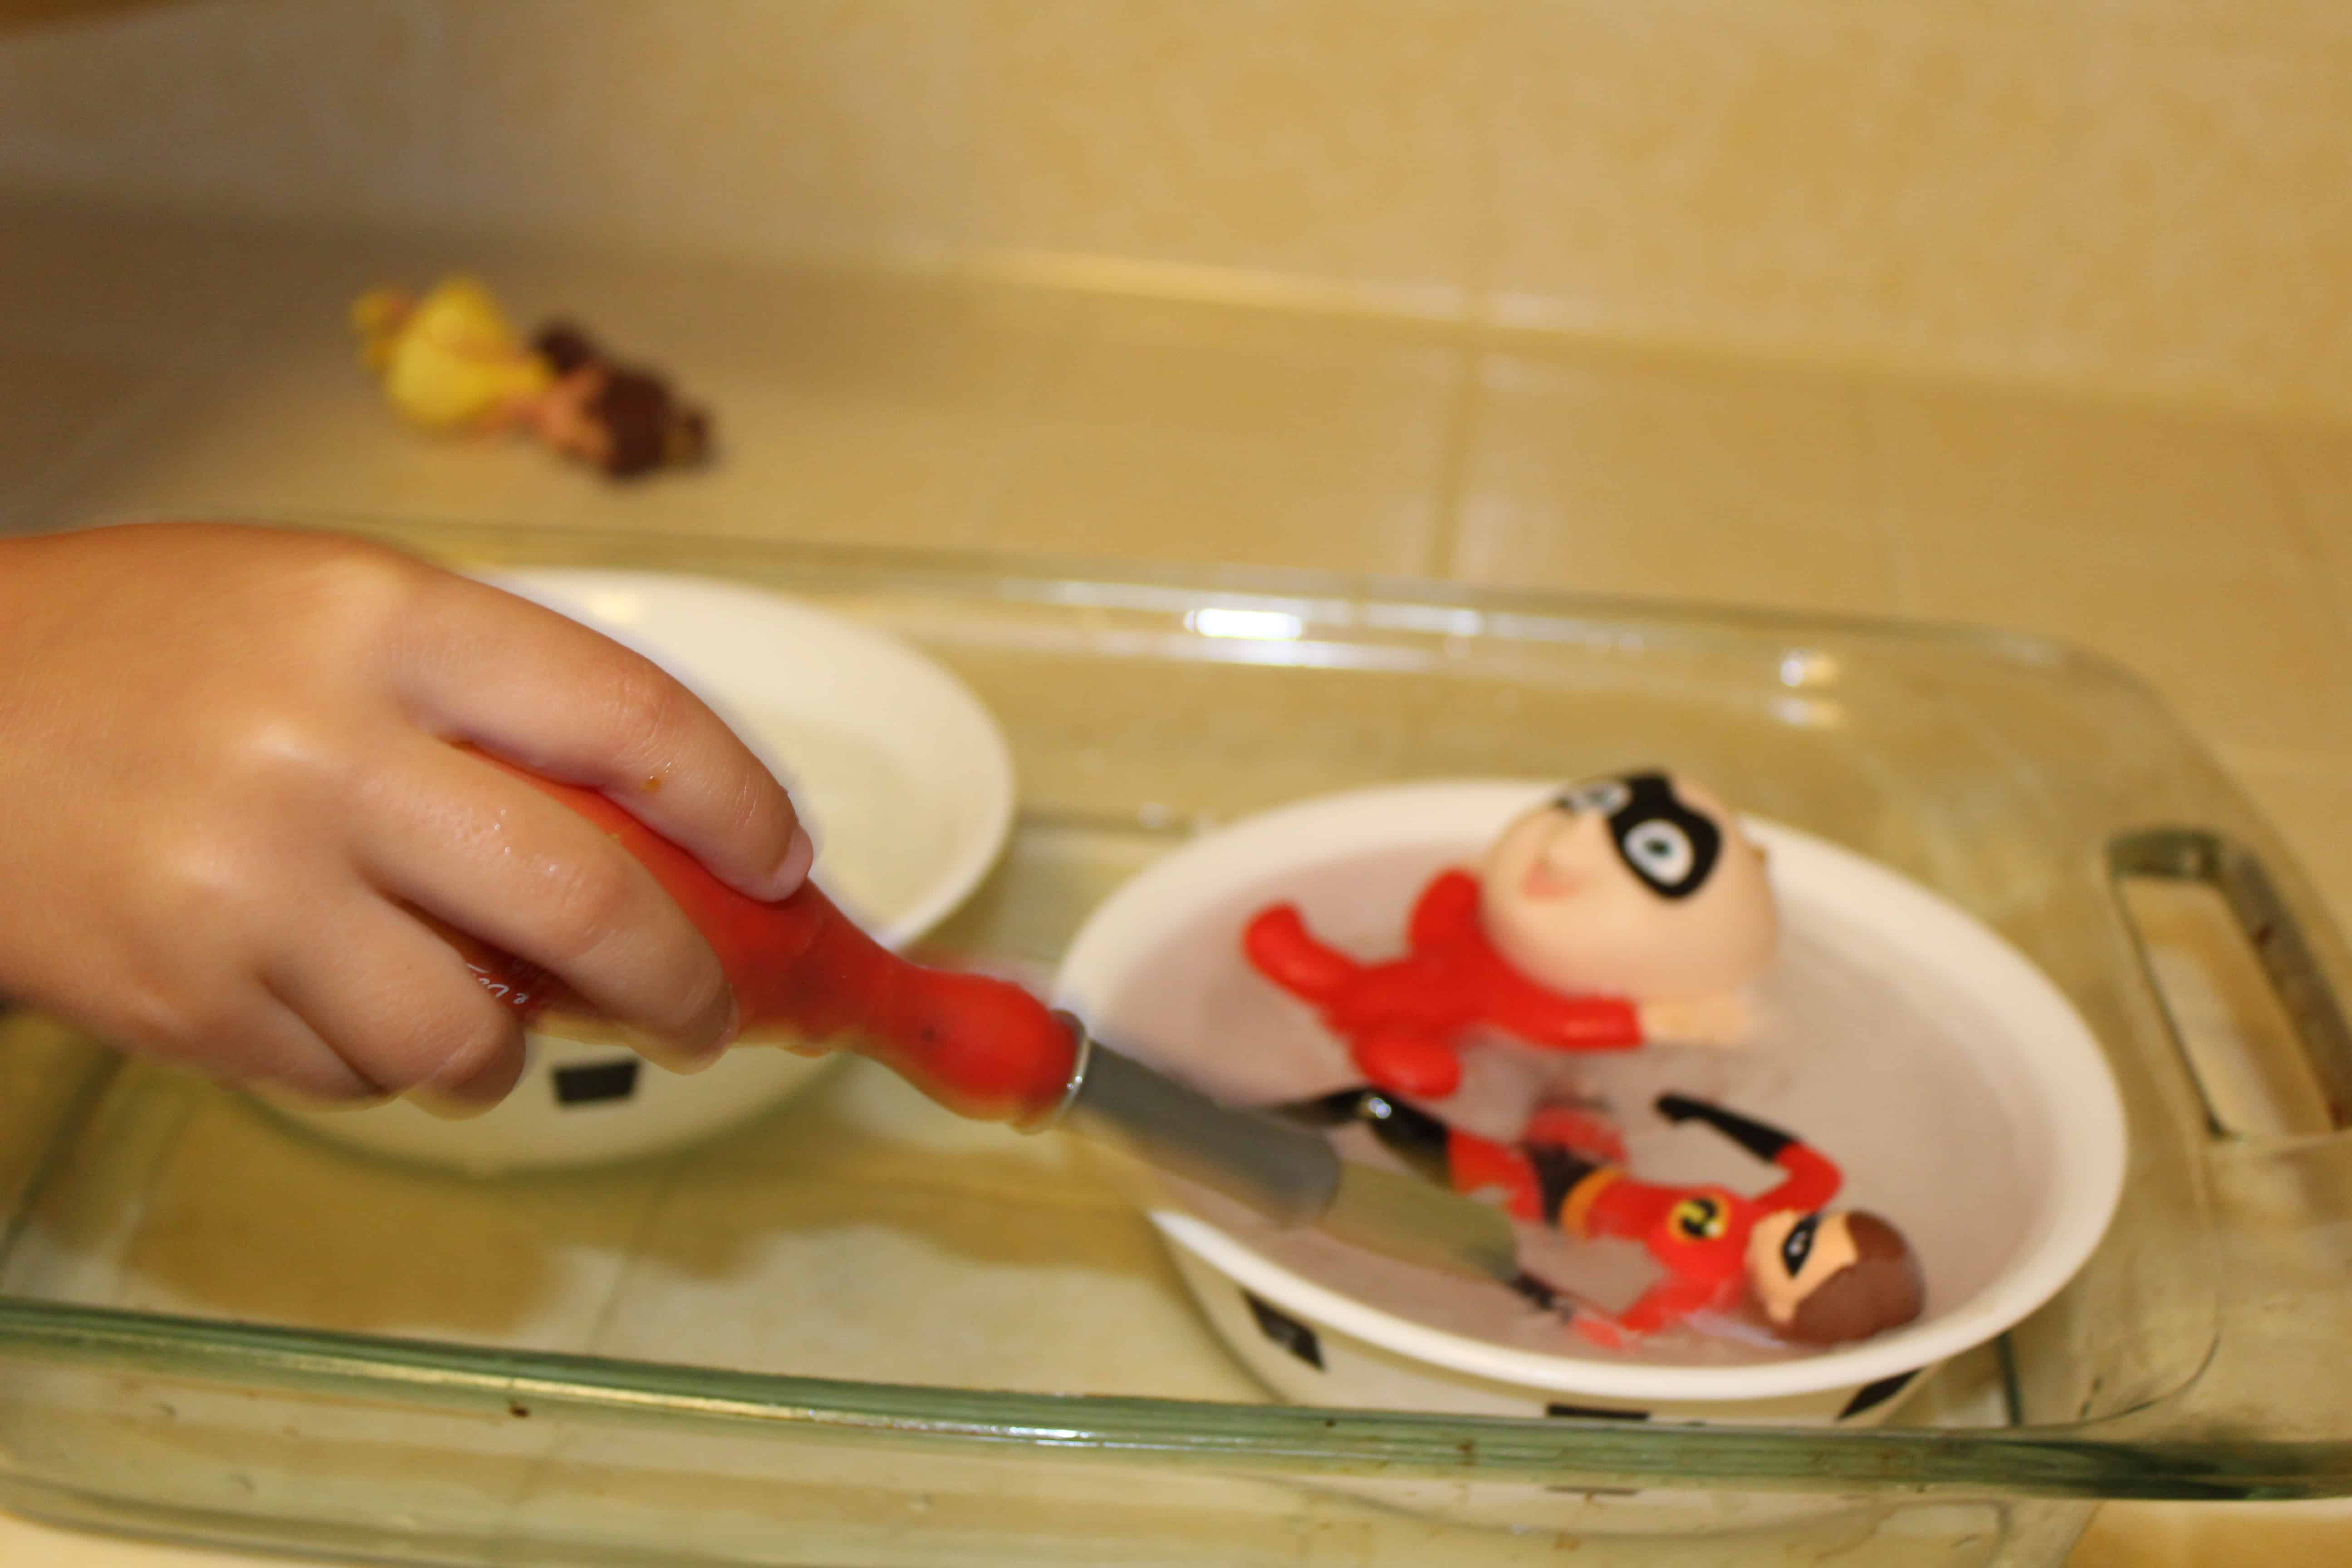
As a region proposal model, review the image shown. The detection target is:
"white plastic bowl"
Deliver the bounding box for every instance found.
[1055,780,2127,1427]
[271,569,1016,1175]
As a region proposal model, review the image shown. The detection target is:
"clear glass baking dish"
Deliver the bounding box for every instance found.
[4,518,2349,1568]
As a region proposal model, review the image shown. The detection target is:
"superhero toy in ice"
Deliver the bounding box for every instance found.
[1243,772,1778,1098]
[1289,1089,1925,1350]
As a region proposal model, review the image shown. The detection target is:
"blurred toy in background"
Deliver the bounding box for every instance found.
[352,277,712,481]
[521,322,711,480]
[1289,1087,1925,1350]
[1244,772,1778,1098]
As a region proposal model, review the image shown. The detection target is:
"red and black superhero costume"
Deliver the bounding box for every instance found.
[1287,1089,1841,1344]
[1245,868,1644,1098]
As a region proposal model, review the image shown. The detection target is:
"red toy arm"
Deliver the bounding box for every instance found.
[1616,1272,1731,1337]
[1243,904,1362,1001]
[1573,1274,1725,1348]
[1757,1143,1843,1214]
[1411,867,1645,1051]
[1406,868,1483,949]
[1653,1094,1843,1214]
[1245,888,1480,1097]
[1491,988,1644,1051]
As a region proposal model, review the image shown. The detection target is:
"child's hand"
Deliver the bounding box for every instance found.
[0,522,810,1114]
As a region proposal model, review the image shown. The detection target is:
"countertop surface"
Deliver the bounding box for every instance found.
[3,196,2350,1566]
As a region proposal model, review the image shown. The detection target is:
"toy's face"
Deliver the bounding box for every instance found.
[534,365,709,479]
[1745,1209,1860,1330]
[535,368,616,470]
[1477,772,1776,999]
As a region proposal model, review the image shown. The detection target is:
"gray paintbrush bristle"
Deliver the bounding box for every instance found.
[1317,1163,1522,1281]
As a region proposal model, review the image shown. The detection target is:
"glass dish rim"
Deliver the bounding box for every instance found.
[4,1298,2345,1503]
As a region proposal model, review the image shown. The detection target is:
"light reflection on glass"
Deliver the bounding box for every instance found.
[1770,694,1847,729]
[1187,607,1307,641]
[1779,649,1841,689]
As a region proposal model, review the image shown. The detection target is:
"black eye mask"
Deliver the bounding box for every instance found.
[1555,771,1723,899]
[1779,1211,1823,1279]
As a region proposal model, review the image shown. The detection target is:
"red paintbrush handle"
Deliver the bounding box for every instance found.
[452,753,1081,1126]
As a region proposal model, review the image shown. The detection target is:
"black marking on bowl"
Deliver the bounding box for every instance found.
[1241,1291,1323,1370]
[1544,1402,1650,1421]
[1838,1369,1919,1421]
[553,1058,641,1106]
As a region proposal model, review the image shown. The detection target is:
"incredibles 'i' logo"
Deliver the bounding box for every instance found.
[1671,1194,1729,1241]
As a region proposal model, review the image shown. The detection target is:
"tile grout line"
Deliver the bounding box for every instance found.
[1420,328,1487,583]
[1432,0,1508,587]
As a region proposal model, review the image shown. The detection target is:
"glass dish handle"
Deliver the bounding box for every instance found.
[2110,828,2352,1139]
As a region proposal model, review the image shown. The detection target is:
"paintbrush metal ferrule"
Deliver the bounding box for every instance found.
[1050,1025,1520,1282]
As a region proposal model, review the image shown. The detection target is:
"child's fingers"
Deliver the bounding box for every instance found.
[232,990,388,1105]
[353,741,736,1067]
[392,574,810,900]
[50,949,382,1104]
[264,896,529,1112]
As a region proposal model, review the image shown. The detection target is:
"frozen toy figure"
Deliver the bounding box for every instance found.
[1245,773,1778,1097]
[353,277,711,480]
[1289,1088,1925,1350]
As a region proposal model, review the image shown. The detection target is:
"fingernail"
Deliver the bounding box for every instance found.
[767,826,815,899]
[411,1085,500,1122]
[646,997,736,1077]
[658,1040,728,1076]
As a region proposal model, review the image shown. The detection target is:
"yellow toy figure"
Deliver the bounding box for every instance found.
[352,277,551,432]
[352,277,712,481]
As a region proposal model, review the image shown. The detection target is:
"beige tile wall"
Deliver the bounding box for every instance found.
[2,0,2348,419]
[1447,349,1894,612]
[0,1,444,224]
